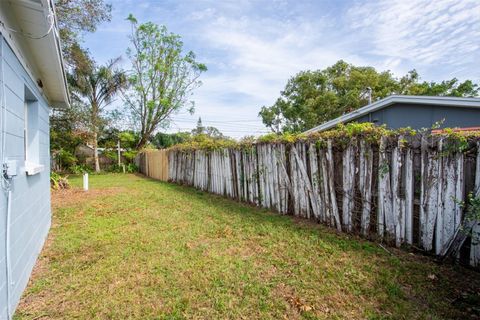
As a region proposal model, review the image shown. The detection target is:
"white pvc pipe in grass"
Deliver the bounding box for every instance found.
[83,173,89,191]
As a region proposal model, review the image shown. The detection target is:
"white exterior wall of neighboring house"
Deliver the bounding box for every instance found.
[0,1,68,318]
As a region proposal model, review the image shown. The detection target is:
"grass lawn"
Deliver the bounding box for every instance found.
[15,174,480,319]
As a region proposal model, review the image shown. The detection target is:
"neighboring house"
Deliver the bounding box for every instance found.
[74,144,117,169]
[0,1,69,319]
[305,95,480,133]
[75,143,103,158]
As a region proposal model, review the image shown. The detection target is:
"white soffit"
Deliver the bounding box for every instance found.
[1,0,69,107]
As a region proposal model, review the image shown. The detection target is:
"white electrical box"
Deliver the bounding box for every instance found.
[4,160,18,178]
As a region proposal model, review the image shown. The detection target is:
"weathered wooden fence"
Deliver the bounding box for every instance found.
[138,149,169,181]
[142,135,480,267]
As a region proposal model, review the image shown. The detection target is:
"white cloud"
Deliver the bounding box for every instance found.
[84,0,480,138]
[181,5,353,137]
[346,0,480,78]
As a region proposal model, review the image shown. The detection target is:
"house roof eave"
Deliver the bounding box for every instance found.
[0,0,70,107]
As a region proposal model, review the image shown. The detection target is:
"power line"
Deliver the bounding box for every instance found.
[169,119,267,129]
[171,118,262,123]
[171,127,270,133]
[172,119,260,124]
[171,123,266,130]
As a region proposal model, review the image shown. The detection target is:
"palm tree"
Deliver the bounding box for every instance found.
[68,57,127,172]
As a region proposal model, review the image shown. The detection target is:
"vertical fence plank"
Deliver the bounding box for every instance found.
[420,138,440,251]
[435,140,445,255]
[234,149,242,200]
[275,143,291,214]
[293,142,311,218]
[471,142,480,267]
[342,141,356,232]
[326,140,341,231]
[253,147,260,205]
[308,143,322,220]
[392,138,404,247]
[437,150,462,254]
[378,136,392,240]
[404,148,414,244]
[269,144,279,212]
[290,144,299,216]
[320,147,332,227]
[359,140,373,236]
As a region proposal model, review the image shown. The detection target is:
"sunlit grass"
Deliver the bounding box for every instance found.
[15,174,480,319]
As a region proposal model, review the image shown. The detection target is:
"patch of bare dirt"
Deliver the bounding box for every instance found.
[51,187,126,209]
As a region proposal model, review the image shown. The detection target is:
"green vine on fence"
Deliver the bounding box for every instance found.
[465,192,480,223]
[168,122,480,152]
[455,192,480,242]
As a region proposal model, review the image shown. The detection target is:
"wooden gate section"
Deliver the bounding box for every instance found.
[138,150,169,181]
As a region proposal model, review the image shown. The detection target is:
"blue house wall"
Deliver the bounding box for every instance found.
[354,103,480,129]
[0,35,51,319]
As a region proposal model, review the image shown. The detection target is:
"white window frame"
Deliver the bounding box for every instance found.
[24,86,44,175]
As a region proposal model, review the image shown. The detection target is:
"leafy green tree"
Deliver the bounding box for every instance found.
[97,129,140,166]
[124,14,207,149]
[50,106,83,171]
[50,105,82,151]
[55,0,112,67]
[50,87,94,172]
[191,117,205,135]
[260,61,479,133]
[118,131,140,150]
[401,70,479,97]
[151,132,191,149]
[98,129,140,150]
[68,57,127,172]
[203,127,224,139]
[51,0,113,172]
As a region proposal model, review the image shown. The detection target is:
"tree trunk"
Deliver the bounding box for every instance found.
[137,134,149,150]
[93,131,100,173]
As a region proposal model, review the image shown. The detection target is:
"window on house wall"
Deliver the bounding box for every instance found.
[24,86,44,175]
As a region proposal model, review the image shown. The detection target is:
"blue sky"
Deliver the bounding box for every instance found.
[84,0,480,138]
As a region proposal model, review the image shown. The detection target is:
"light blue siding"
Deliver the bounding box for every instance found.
[0,35,51,319]
[4,87,23,120]
[3,59,24,102]
[355,103,480,129]
[5,110,23,139]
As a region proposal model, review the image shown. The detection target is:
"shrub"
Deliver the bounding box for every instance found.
[50,172,70,190]
[55,149,77,169]
[69,164,93,174]
[103,150,118,162]
[123,150,138,162]
[125,163,138,173]
[106,163,138,173]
